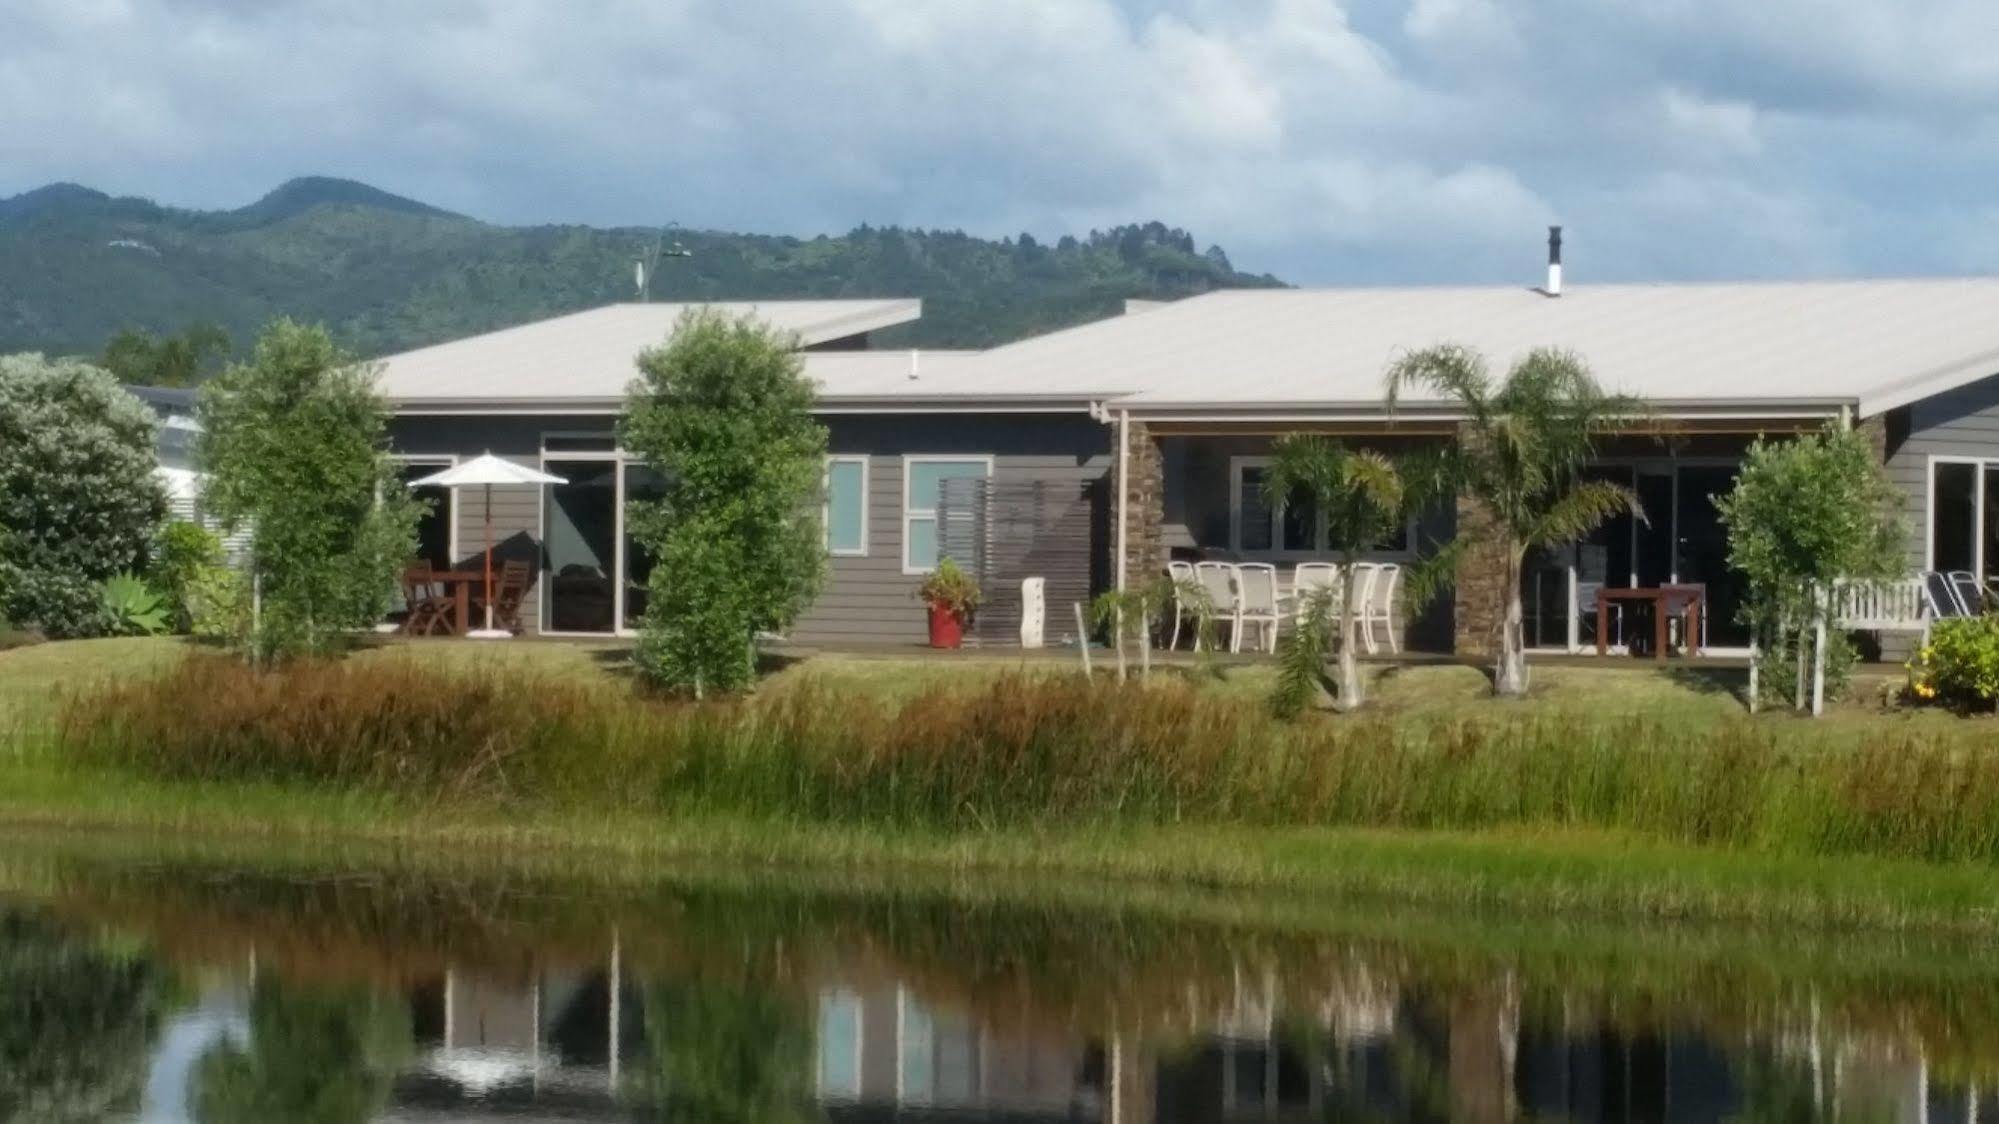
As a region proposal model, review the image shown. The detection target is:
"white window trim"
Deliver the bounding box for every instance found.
[1926,454,1996,576]
[1227,455,1414,560]
[901,454,994,576]
[389,453,460,565]
[824,455,870,558]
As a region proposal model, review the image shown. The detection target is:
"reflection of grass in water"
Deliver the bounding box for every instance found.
[11,831,1999,1085]
[628,980,820,1124]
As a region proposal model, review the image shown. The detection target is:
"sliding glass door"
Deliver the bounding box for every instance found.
[540,443,672,636]
[1930,460,1999,589]
[543,457,620,633]
[1523,459,1747,652]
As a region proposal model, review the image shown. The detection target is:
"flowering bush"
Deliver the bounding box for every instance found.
[1907,617,1999,710]
[0,354,166,637]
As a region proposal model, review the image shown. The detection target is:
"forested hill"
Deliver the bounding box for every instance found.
[0,176,1285,358]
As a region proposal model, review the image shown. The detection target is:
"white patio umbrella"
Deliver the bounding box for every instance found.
[408,453,567,638]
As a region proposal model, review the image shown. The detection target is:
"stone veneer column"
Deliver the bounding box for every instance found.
[1451,422,1510,660]
[1120,419,1166,588]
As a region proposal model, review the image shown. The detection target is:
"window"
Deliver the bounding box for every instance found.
[1930,458,1999,583]
[825,456,868,556]
[1230,457,1411,556]
[902,456,991,574]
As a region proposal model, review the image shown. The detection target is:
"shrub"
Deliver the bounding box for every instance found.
[620,310,827,696]
[184,565,250,643]
[1909,617,1999,711]
[151,520,224,631]
[99,572,170,636]
[197,321,419,660]
[0,354,167,637]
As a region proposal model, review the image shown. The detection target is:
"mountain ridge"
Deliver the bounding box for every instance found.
[0,177,1284,359]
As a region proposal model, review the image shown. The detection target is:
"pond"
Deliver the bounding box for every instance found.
[1,833,1996,1123]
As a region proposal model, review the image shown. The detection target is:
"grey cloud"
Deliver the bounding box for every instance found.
[3,0,1998,284]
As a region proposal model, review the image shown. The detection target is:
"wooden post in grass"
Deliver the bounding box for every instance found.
[1747,632,1760,713]
[1811,604,1828,717]
[1073,603,1092,676]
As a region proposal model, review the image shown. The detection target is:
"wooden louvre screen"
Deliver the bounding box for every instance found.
[937,476,1098,646]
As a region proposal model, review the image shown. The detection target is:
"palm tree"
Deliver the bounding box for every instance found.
[1386,345,1644,698]
[1265,435,1410,712]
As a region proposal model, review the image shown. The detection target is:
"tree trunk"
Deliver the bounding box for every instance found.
[1335,578,1363,712]
[1493,555,1529,698]
[1113,608,1128,682]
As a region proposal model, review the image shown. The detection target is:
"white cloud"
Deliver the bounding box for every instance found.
[2,0,1998,284]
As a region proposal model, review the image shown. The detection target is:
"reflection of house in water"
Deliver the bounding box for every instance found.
[146,947,1999,1124]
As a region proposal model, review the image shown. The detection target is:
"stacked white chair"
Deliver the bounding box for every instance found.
[1164,560,1197,649]
[1193,561,1239,653]
[1236,563,1282,654]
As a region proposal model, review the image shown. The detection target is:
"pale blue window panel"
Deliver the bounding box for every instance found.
[898,989,936,1104]
[902,457,990,574]
[826,457,867,556]
[816,989,862,1100]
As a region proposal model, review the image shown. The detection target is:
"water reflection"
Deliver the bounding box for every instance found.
[1,844,1996,1122]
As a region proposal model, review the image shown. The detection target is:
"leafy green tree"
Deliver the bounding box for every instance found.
[0,913,165,1122]
[1717,424,1903,711]
[620,310,827,695]
[0,354,166,637]
[194,979,410,1124]
[1387,345,1644,698]
[196,320,418,660]
[99,322,231,387]
[1264,436,1418,714]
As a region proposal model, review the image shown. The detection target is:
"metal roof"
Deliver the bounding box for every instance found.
[963,280,1999,419]
[374,299,921,405]
[373,280,1999,421]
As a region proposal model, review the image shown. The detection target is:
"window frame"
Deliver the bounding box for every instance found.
[1227,455,1414,560]
[824,455,870,558]
[387,453,461,566]
[900,454,994,576]
[1927,454,1998,578]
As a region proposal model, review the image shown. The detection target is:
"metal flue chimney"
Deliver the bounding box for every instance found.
[1545,225,1563,297]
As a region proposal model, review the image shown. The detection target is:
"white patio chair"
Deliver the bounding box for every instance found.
[1193,561,1239,653]
[1164,560,1196,649]
[1236,563,1282,654]
[1290,563,1340,618]
[1948,570,1986,616]
[1576,580,1618,652]
[1347,563,1381,654]
[1360,562,1401,655]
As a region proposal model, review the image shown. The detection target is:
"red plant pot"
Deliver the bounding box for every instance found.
[927,603,966,649]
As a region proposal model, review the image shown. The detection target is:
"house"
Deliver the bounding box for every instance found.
[376,272,1999,656]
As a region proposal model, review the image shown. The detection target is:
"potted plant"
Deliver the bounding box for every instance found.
[917,557,981,648]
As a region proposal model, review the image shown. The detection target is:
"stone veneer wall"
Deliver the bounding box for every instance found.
[1452,491,1510,661]
[1121,419,1167,587]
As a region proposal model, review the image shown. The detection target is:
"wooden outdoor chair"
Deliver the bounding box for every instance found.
[399,566,451,636]
[473,560,533,634]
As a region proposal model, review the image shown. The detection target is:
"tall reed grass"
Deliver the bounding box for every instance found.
[54,655,1999,864]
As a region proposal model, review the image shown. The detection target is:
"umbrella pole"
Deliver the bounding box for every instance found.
[482,483,496,634]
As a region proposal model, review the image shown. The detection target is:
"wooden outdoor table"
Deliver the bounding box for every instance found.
[1595,585,1705,661]
[425,570,485,635]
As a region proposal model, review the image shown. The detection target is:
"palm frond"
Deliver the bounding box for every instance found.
[1400,537,1466,615]
[1527,480,1644,548]
[1385,344,1491,423]
[1341,449,1405,513]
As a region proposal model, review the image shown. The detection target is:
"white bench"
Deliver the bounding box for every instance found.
[1825,577,1931,644]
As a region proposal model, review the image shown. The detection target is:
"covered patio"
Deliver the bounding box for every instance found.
[1114,416,1829,662]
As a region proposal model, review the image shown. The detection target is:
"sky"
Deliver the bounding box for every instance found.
[6,0,1999,285]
